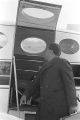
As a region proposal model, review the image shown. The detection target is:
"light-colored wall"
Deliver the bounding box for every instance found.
[0,0,19,113]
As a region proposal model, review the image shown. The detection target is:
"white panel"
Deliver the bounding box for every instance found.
[0,88,9,112]
[0,112,23,120]
[9,110,25,119]
[55,31,80,62]
[0,25,16,59]
[0,0,19,25]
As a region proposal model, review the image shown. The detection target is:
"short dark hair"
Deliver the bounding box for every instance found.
[49,43,61,56]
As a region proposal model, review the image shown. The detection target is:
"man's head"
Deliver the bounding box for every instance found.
[49,43,61,56]
[44,43,61,61]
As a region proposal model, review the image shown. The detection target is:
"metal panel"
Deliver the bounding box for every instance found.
[14,26,55,57]
[17,0,61,30]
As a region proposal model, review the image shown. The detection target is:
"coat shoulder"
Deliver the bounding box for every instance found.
[59,58,72,71]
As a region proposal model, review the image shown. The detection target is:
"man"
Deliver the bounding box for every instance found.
[20,43,77,120]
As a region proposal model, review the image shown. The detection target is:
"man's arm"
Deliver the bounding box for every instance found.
[60,59,77,113]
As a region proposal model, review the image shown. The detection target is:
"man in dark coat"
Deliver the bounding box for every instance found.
[20,43,77,120]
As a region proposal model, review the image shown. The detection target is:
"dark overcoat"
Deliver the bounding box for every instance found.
[31,57,77,120]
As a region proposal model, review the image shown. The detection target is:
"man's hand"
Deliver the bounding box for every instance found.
[20,95,26,106]
[20,95,32,106]
[26,97,32,105]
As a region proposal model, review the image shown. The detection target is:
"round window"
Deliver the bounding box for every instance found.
[0,33,8,49]
[22,7,54,19]
[21,37,47,54]
[59,39,79,54]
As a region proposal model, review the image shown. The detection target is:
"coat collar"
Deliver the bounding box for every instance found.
[42,56,59,70]
[37,56,59,78]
